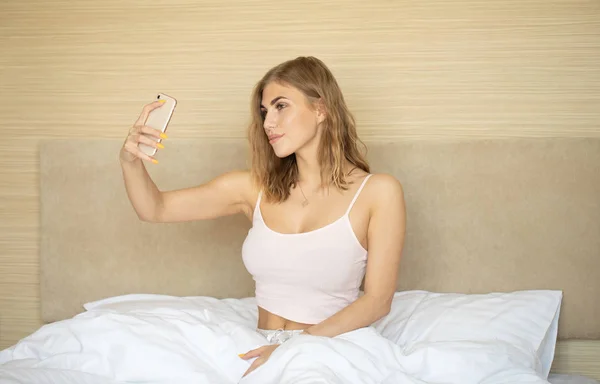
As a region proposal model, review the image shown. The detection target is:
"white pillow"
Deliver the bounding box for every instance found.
[372,290,562,380]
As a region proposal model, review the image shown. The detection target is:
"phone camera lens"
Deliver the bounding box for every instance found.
[157,95,161,99]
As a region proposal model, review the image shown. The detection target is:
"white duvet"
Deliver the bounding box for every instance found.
[0,290,562,384]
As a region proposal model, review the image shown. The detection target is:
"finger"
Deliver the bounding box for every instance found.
[134,100,166,126]
[243,358,265,377]
[127,125,164,142]
[136,133,164,149]
[123,141,159,164]
[136,150,159,164]
[240,346,266,360]
[139,125,167,140]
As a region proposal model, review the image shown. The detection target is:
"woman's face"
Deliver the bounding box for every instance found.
[261,81,324,158]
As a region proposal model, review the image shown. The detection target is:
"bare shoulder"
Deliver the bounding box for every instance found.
[362,173,405,216]
[364,174,406,237]
[215,169,258,216]
[365,173,405,200]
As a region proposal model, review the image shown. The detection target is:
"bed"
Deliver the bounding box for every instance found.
[0,137,599,383]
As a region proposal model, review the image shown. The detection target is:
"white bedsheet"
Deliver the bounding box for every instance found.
[0,294,556,384]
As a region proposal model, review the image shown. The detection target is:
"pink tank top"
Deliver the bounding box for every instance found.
[241,174,372,325]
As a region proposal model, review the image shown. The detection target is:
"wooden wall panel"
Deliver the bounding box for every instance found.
[1,0,599,377]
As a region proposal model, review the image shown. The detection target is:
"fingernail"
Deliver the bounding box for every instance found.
[238,354,245,358]
[157,143,165,149]
[160,133,168,139]
[158,100,166,103]
[152,159,159,164]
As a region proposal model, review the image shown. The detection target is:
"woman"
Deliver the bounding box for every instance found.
[119,56,406,377]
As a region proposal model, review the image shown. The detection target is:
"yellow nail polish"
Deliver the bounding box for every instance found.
[157,143,165,149]
[158,100,166,103]
[152,159,158,164]
[238,354,245,358]
[160,133,168,139]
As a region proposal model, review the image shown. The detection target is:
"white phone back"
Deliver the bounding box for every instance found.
[139,93,177,157]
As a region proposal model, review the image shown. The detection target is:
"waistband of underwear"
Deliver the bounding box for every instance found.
[257,328,306,345]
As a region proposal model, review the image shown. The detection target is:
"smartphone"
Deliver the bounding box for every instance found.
[138,93,177,157]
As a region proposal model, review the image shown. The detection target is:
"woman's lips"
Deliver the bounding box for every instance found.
[269,134,284,144]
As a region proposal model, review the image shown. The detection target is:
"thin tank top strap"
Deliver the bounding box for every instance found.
[345,174,373,216]
[253,190,263,220]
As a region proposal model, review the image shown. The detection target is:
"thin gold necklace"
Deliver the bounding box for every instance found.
[298,183,310,207]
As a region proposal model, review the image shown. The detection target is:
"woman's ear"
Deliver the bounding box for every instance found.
[315,99,327,125]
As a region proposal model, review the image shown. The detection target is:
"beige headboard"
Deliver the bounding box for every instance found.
[40,137,600,339]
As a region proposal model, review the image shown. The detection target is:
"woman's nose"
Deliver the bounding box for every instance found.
[263,113,276,130]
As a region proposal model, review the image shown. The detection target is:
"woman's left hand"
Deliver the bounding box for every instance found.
[239,344,279,377]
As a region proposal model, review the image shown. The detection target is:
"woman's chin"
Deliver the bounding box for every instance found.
[273,150,293,158]
[272,144,294,158]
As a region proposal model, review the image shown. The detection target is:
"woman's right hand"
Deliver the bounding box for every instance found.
[120,100,167,164]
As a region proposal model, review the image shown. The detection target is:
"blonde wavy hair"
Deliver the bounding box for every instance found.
[248,56,370,203]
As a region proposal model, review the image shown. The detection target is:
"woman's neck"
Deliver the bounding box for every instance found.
[293,133,357,191]
[295,154,323,190]
[295,156,356,193]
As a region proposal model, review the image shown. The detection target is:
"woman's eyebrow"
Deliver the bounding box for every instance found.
[260,96,286,109]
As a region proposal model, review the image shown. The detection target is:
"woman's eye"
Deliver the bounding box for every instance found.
[260,103,285,119]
